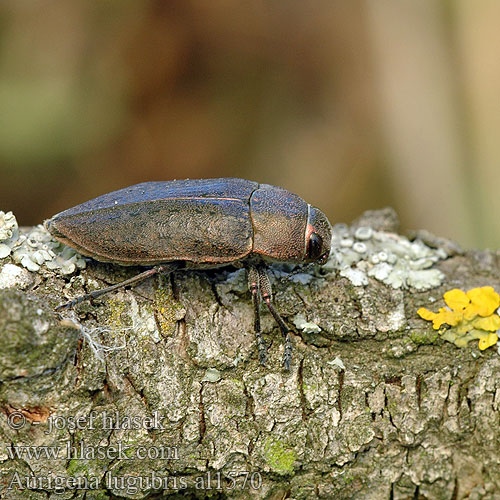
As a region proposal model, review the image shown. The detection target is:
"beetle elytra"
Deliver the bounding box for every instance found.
[44,178,332,369]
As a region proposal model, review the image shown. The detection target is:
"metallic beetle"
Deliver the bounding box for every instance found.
[45,178,332,369]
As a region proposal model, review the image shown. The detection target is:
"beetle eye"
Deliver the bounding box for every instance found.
[307,232,323,260]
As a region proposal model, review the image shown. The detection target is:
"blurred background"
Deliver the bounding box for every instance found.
[0,0,499,249]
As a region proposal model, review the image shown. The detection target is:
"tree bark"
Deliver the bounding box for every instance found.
[1,209,500,500]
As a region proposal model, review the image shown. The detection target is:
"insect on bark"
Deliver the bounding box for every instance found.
[44,178,332,369]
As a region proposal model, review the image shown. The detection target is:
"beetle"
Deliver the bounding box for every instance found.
[44,178,332,369]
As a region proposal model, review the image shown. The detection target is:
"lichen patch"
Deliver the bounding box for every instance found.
[324,223,446,290]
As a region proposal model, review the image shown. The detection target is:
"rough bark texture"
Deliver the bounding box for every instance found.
[1,210,500,500]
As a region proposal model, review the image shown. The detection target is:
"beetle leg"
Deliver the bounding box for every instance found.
[247,266,267,366]
[55,264,178,311]
[257,268,293,371]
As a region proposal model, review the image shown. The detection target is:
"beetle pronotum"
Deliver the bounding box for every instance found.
[45,178,332,369]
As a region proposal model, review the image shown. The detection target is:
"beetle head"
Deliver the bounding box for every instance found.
[305,206,332,265]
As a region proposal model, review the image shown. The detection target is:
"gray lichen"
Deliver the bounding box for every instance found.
[324,223,446,290]
[0,263,32,290]
[0,212,86,274]
[202,367,222,382]
[292,313,321,333]
[0,211,19,258]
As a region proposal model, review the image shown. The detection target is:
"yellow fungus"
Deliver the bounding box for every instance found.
[466,286,500,317]
[472,315,500,332]
[443,289,469,311]
[417,286,500,351]
[417,308,437,321]
[479,333,498,351]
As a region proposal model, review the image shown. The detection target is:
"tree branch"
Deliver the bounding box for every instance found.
[1,209,499,499]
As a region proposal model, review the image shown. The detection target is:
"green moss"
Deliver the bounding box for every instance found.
[342,471,355,484]
[84,491,109,500]
[302,382,318,392]
[263,437,296,475]
[409,330,439,345]
[230,377,244,387]
[66,458,90,475]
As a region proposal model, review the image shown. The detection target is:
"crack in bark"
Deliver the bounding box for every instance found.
[73,337,84,387]
[123,374,151,418]
[198,383,206,444]
[451,476,458,500]
[442,378,452,422]
[365,391,377,422]
[169,271,179,300]
[242,382,258,456]
[210,280,224,308]
[297,357,308,421]
[177,318,189,360]
[413,484,420,500]
[243,382,255,422]
[337,369,345,419]
[416,373,422,410]
[384,390,396,429]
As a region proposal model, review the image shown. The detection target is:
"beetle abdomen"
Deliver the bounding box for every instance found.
[46,179,258,265]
